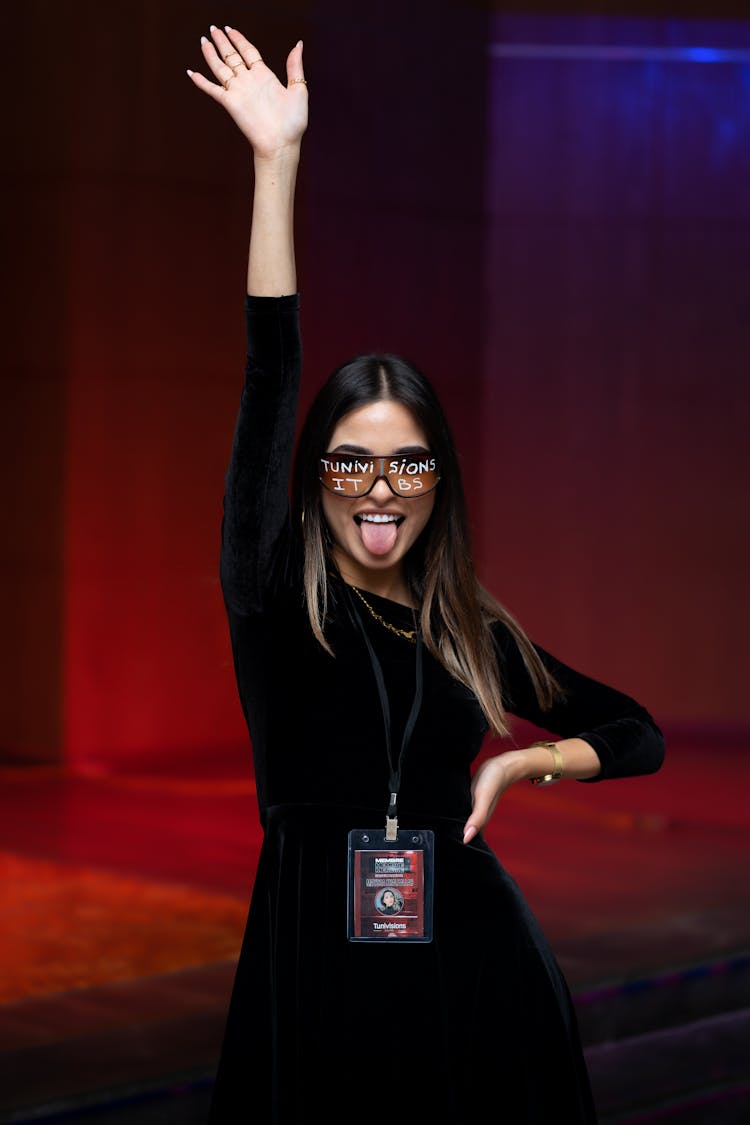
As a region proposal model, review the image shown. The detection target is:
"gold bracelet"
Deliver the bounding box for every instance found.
[529,740,563,786]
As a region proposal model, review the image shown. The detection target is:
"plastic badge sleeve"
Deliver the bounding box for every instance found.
[347,828,435,942]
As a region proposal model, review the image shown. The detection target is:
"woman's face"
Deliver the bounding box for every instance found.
[320,399,436,593]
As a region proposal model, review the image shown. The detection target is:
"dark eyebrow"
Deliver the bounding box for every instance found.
[329,443,431,455]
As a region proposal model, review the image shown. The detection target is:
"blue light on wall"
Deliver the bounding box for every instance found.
[488,44,750,64]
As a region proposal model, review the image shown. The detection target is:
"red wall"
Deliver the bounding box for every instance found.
[2,4,748,771]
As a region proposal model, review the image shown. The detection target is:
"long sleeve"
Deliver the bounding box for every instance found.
[495,624,665,781]
[220,294,302,616]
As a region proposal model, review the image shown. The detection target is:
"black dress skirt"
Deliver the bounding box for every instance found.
[207,294,665,1124]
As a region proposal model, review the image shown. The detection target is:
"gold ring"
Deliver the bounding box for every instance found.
[222,74,234,90]
[222,50,242,63]
[247,56,262,67]
[289,78,307,86]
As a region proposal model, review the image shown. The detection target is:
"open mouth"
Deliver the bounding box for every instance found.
[353,513,405,556]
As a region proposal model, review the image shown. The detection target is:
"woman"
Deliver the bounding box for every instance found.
[377,888,403,916]
[188,25,664,1125]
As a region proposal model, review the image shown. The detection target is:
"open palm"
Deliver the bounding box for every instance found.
[188,25,308,157]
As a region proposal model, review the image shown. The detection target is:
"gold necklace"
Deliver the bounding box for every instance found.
[350,585,417,643]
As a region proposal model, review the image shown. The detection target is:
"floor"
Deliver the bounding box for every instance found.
[0,729,748,1124]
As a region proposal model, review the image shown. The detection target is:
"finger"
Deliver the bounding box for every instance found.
[186,68,224,103]
[463,797,486,843]
[222,25,264,70]
[463,802,487,840]
[209,24,246,71]
[285,40,306,86]
[464,785,496,842]
[200,33,235,88]
[462,822,479,845]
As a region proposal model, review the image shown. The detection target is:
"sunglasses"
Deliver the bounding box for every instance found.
[319,453,441,498]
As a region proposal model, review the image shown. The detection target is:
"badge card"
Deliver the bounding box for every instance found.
[347,828,434,942]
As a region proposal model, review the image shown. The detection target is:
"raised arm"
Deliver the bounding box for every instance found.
[188,27,308,614]
[188,25,307,294]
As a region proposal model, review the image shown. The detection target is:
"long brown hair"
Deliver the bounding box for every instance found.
[291,353,563,738]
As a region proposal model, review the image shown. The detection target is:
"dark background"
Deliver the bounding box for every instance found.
[3,0,748,773]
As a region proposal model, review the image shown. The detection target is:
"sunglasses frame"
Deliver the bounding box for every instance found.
[319,453,441,499]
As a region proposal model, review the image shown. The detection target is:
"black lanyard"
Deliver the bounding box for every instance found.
[345,586,424,839]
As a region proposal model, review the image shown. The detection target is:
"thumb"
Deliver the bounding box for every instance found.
[286,39,306,86]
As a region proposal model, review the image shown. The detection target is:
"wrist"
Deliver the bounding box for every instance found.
[253,143,301,171]
[500,744,564,786]
[528,740,563,787]
[497,748,546,786]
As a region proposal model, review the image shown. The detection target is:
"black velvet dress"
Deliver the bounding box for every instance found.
[207,294,665,1125]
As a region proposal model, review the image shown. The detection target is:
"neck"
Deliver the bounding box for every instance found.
[332,553,413,607]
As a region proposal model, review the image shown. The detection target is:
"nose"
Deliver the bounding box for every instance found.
[367,476,394,503]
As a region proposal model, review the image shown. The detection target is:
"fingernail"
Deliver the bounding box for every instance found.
[210,24,217,31]
[463,826,476,844]
[225,25,232,31]
[186,69,193,77]
[201,35,207,44]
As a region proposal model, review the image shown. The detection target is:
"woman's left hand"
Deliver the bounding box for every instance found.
[462,737,601,842]
[462,751,526,844]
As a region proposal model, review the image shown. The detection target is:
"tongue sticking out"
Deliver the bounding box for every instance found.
[359,519,399,556]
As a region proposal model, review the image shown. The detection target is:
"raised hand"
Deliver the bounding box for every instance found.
[187,25,308,159]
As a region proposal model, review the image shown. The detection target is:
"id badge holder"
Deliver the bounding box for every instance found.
[347,828,435,942]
